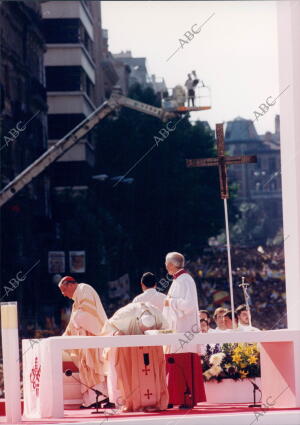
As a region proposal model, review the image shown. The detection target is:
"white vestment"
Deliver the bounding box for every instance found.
[101,302,169,406]
[163,270,200,353]
[133,288,166,311]
[64,283,108,406]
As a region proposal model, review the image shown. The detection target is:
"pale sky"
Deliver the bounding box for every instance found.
[101,1,280,135]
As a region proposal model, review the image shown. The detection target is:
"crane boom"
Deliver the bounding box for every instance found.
[0,93,176,207]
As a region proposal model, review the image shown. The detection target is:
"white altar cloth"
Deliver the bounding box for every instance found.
[22,329,300,419]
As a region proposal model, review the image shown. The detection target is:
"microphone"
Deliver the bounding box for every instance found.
[249,379,261,392]
[65,369,103,396]
[64,369,108,413]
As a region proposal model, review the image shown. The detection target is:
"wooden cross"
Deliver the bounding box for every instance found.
[144,389,153,399]
[186,123,257,199]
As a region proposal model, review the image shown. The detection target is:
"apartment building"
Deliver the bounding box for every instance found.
[42,0,105,185]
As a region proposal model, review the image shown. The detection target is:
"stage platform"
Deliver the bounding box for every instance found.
[1,402,300,425]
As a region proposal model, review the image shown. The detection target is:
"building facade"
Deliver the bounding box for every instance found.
[113,50,151,89]
[225,115,282,241]
[0,0,50,327]
[42,0,105,185]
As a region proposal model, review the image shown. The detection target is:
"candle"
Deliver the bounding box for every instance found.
[1,301,21,423]
[1,303,18,329]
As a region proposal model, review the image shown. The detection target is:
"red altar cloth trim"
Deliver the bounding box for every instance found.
[165,353,206,406]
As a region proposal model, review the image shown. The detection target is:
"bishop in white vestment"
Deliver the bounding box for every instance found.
[132,272,166,311]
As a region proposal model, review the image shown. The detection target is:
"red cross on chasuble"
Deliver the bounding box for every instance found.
[115,345,169,411]
[138,347,157,407]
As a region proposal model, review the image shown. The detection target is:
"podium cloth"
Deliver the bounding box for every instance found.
[166,353,206,407]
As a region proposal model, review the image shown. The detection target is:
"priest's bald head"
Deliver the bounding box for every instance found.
[58,276,78,299]
[165,252,185,276]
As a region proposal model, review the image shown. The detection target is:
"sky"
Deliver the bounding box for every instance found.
[101,1,280,135]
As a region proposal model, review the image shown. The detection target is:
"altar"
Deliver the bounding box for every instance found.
[22,329,300,419]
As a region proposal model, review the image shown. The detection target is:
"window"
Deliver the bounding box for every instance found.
[42,19,80,44]
[79,26,93,58]
[46,66,81,91]
[48,114,85,139]
[269,157,277,173]
[81,72,95,102]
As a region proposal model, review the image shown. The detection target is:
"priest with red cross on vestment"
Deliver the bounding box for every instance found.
[163,252,206,408]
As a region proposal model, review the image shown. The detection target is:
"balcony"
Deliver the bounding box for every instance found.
[45,44,95,84]
[41,1,93,40]
[48,138,95,168]
[47,91,95,116]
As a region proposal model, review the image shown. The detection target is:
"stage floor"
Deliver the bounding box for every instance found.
[1,403,300,425]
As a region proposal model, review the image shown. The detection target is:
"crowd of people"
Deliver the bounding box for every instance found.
[185,246,286,330]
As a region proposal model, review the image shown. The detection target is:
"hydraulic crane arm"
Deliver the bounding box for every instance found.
[0,94,176,207]
[109,93,175,121]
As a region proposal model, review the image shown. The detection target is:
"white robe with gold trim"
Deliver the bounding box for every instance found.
[64,283,108,406]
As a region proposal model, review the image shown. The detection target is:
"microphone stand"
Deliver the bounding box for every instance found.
[65,369,108,414]
[248,379,262,408]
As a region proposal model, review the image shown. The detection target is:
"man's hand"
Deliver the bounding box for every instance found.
[164,299,170,307]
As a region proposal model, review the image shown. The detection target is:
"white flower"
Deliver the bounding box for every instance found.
[209,352,225,366]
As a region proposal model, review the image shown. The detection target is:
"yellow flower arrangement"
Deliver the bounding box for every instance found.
[240,370,249,379]
[248,355,257,365]
[202,343,260,382]
[245,346,254,356]
[232,353,242,363]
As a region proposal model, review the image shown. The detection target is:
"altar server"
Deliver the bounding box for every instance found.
[132,272,166,311]
[58,276,108,407]
[236,304,260,331]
